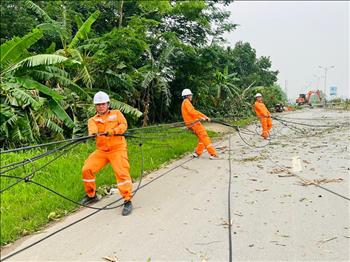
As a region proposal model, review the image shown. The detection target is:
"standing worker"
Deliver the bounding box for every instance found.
[254,93,272,139]
[81,91,133,216]
[181,89,219,159]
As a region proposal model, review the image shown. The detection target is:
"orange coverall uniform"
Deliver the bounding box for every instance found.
[82,110,132,200]
[254,101,272,139]
[181,98,217,156]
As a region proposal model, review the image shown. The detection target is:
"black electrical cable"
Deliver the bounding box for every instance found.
[274,116,350,121]
[0,134,141,174]
[273,118,307,135]
[237,127,270,148]
[211,119,257,136]
[0,140,82,193]
[209,119,271,148]
[0,135,95,154]
[216,118,350,203]
[227,135,233,262]
[1,138,226,261]
[273,116,348,128]
[0,196,124,261]
[0,152,196,261]
[0,174,22,179]
[313,184,350,201]
[128,119,200,132]
[0,136,93,174]
[22,140,146,211]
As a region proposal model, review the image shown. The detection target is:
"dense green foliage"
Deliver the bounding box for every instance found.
[0,0,287,247]
[1,0,285,147]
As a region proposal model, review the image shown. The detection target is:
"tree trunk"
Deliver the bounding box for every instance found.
[142,87,150,127]
[118,0,124,28]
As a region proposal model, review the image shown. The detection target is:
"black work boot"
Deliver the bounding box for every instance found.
[79,195,98,205]
[122,200,132,216]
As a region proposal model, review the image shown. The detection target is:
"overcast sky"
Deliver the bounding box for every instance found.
[223,1,349,100]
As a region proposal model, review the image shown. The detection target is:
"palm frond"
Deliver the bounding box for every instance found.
[37,23,68,40]
[22,54,74,67]
[61,4,72,40]
[25,0,54,23]
[29,68,65,81]
[241,81,256,99]
[8,54,79,74]
[0,104,18,129]
[10,125,25,143]
[69,10,100,49]
[29,65,70,83]
[141,71,155,89]
[47,99,74,128]
[109,99,143,118]
[51,74,90,99]
[159,45,175,65]
[158,77,171,107]
[144,47,155,64]
[0,29,43,70]
[69,49,93,88]
[28,108,40,136]
[44,118,63,133]
[10,87,42,109]
[14,77,63,101]
[45,42,56,54]
[74,15,84,30]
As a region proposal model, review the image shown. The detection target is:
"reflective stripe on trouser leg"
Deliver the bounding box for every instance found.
[82,150,108,197]
[195,142,205,155]
[108,150,133,201]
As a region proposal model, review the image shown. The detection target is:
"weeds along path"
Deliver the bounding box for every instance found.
[1,108,349,261]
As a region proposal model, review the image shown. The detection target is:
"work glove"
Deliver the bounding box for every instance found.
[105,129,115,136]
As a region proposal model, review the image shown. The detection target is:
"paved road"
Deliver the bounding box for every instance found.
[2,109,349,261]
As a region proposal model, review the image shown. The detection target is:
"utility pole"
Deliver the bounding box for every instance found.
[318,65,335,106]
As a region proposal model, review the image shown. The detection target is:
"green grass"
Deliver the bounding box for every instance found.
[230,115,256,126]
[0,127,218,246]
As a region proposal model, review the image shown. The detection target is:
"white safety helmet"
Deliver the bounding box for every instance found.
[182,89,193,97]
[255,93,262,98]
[93,91,110,104]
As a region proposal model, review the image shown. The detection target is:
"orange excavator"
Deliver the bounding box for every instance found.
[296,90,322,106]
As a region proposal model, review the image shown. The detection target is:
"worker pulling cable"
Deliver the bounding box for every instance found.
[181,89,220,160]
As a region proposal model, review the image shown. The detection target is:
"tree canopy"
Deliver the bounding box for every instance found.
[0,0,285,148]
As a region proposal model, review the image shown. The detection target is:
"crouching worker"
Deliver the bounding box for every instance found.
[81,91,133,216]
[254,93,273,140]
[181,89,219,160]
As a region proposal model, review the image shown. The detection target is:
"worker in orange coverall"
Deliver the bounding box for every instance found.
[254,93,273,139]
[181,89,219,160]
[81,91,133,216]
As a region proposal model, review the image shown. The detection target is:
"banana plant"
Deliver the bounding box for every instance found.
[0,28,82,148]
[138,43,176,126]
[25,0,99,89]
[24,1,142,125]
